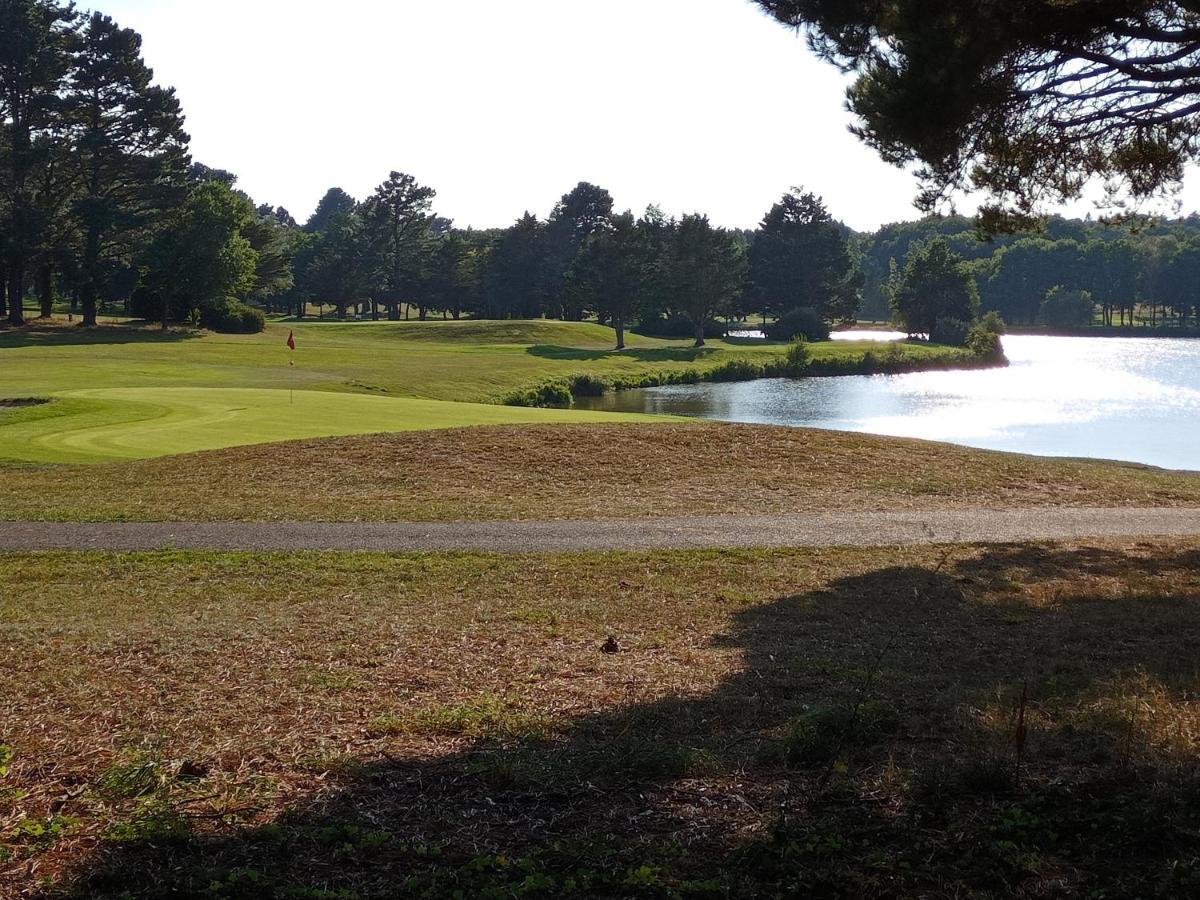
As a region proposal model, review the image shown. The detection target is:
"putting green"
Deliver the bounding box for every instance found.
[0,387,671,464]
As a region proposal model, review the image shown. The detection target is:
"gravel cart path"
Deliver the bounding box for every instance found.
[3,507,1200,552]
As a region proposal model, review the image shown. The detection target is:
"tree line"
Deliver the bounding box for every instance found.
[0,1,301,331]
[5,0,1196,346]
[859,215,1200,330]
[0,2,864,345]
[281,179,861,348]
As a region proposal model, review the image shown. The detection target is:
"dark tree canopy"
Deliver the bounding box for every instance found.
[748,189,861,323]
[544,181,614,319]
[757,1,1200,224]
[890,235,980,335]
[304,187,356,234]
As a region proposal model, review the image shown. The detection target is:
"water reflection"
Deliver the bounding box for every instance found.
[580,336,1200,470]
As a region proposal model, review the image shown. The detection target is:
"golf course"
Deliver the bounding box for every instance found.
[9,0,1200,892]
[6,317,1200,900]
[0,318,982,464]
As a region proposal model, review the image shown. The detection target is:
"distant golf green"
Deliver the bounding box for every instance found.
[0,387,668,464]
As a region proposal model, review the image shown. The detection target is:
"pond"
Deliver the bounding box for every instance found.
[577,335,1200,470]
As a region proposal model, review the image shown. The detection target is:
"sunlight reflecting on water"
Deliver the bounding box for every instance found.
[580,336,1200,469]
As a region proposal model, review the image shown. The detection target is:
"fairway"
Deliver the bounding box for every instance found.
[0,320,983,463]
[0,387,666,464]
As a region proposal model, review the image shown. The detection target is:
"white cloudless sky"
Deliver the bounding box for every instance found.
[99,0,1200,231]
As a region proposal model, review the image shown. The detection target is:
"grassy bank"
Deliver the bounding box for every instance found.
[4,541,1200,896]
[1,422,1197,521]
[0,319,994,462]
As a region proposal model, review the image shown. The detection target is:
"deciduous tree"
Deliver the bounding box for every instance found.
[890,236,979,336]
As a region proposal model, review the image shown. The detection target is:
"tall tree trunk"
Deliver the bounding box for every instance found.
[614,312,625,350]
[38,264,53,318]
[81,226,101,326]
[694,318,706,348]
[8,266,25,326]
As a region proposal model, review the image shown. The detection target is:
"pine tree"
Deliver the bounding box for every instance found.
[66,11,190,327]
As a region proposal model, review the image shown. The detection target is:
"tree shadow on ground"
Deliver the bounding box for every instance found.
[0,323,200,349]
[525,344,719,362]
[56,544,1200,898]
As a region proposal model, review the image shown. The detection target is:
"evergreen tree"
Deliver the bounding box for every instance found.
[65,11,190,326]
[667,214,747,347]
[360,171,436,319]
[0,0,76,324]
[486,212,548,319]
[543,181,613,319]
[568,210,645,350]
[304,187,356,234]
[136,179,258,328]
[748,189,861,323]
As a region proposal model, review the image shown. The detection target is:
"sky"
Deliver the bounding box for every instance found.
[100,0,1200,232]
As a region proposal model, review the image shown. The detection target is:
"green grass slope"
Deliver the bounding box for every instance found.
[0,388,669,464]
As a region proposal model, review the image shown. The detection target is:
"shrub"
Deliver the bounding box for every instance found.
[781,339,810,376]
[567,373,609,397]
[764,306,831,342]
[707,359,766,382]
[930,317,970,346]
[504,379,573,408]
[967,322,1004,357]
[1040,287,1094,328]
[977,309,1007,335]
[200,298,266,334]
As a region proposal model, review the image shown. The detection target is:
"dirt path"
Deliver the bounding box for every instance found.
[3,508,1200,552]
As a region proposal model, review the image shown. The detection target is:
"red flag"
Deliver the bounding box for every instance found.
[286,330,296,351]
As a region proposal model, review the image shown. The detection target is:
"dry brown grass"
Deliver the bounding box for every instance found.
[5,541,1200,896]
[3,422,1198,522]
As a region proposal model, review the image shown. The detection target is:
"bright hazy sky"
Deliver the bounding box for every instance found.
[101,0,1200,232]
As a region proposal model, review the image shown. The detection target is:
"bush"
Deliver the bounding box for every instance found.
[966,321,1004,357]
[977,309,1007,335]
[706,359,766,382]
[930,317,970,346]
[782,339,810,375]
[200,298,266,334]
[567,373,609,398]
[633,315,725,339]
[764,307,831,342]
[1040,287,1094,328]
[504,379,573,408]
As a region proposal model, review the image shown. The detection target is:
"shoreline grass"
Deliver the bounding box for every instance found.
[4,540,1200,896]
